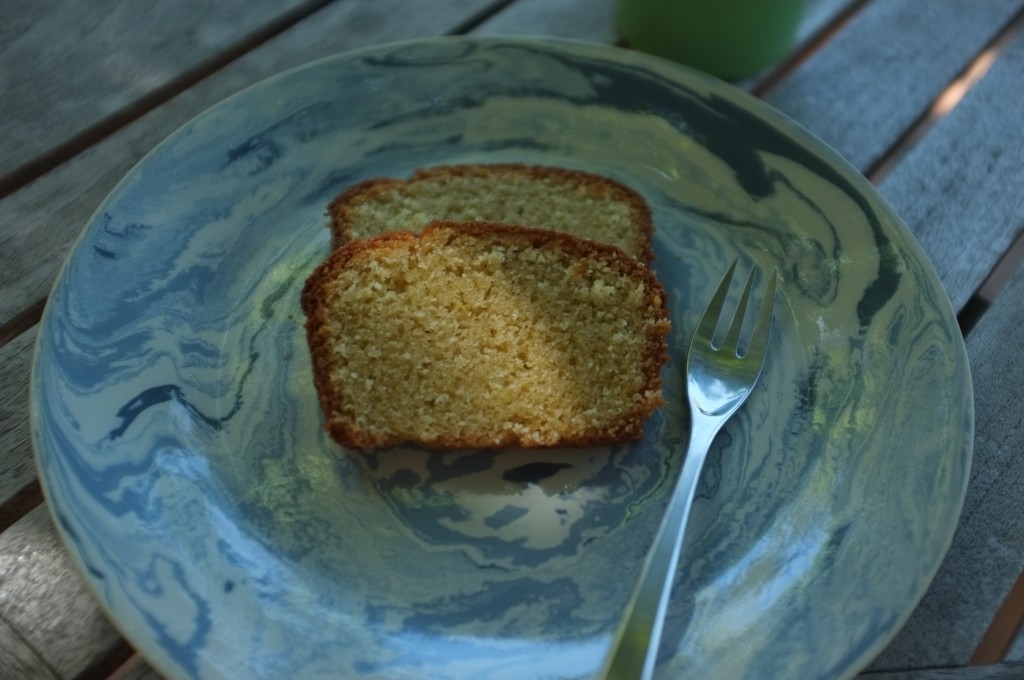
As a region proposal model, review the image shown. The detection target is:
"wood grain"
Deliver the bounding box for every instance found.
[0,328,37,508]
[0,0,325,189]
[876,27,1024,312]
[868,264,1024,670]
[765,0,1023,173]
[0,505,120,679]
[0,615,60,680]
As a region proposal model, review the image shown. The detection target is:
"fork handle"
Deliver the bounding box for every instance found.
[597,417,723,680]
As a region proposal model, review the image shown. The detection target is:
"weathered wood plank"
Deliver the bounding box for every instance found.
[0,328,36,508]
[0,0,496,333]
[0,615,60,680]
[0,0,322,186]
[876,26,1024,311]
[765,0,1024,173]
[0,505,120,679]
[868,265,1024,669]
[863,665,1024,680]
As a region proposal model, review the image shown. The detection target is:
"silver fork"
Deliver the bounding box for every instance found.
[597,260,778,680]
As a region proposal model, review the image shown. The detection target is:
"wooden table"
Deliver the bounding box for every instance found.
[2,1,1023,678]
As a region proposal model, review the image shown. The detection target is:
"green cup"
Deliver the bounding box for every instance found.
[616,0,806,80]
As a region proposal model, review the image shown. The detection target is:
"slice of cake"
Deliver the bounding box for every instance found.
[327,164,655,263]
[301,220,670,450]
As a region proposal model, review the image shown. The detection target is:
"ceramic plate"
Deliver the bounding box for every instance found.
[31,37,972,679]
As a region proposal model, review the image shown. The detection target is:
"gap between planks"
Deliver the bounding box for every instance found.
[72,639,137,680]
[447,0,523,34]
[0,482,43,535]
[0,298,45,349]
[91,652,153,680]
[972,567,1024,665]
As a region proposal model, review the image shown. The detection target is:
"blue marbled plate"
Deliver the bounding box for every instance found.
[31,37,972,680]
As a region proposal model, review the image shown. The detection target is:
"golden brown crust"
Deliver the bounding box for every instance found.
[302,220,669,450]
[326,163,656,264]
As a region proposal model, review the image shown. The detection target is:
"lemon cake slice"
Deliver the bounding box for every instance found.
[301,220,670,449]
[327,164,655,263]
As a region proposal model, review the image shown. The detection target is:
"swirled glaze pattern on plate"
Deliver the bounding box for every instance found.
[31,37,972,680]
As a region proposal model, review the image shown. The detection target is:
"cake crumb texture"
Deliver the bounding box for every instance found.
[302,221,670,449]
[328,164,655,263]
